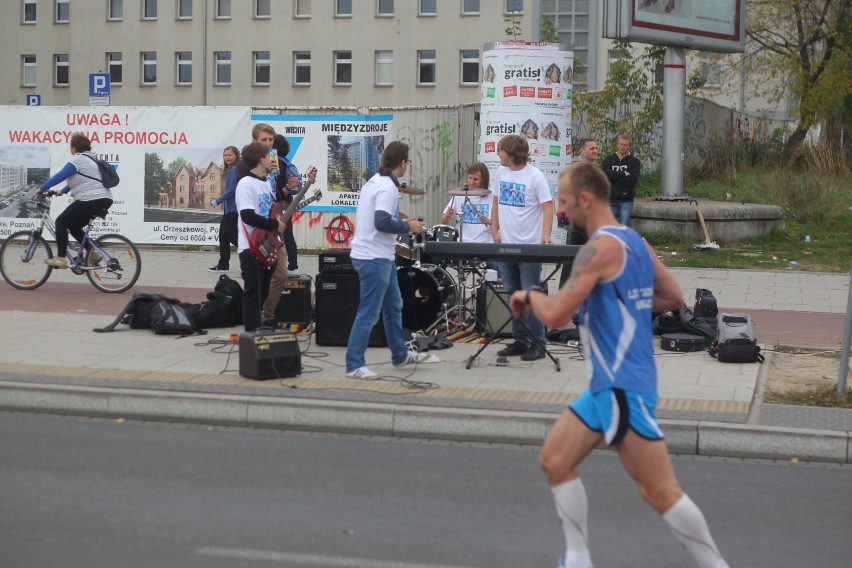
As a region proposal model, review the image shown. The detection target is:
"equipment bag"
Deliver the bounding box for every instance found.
[194,291,238,329]
[214,273,243,324]
[93,291,178,332]
[660,332,707,352]
[693,288,719,319]
[709,313,764,363]
[150,299,202,336]
[78,154,120,189]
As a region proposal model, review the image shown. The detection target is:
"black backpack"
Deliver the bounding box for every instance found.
[78,153,120,189]
[94,291,176,332]
[194,291,238,328]
[214,274,243,324]
[149,299,202,336]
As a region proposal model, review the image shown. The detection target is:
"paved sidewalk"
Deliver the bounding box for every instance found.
[0,248,850,463]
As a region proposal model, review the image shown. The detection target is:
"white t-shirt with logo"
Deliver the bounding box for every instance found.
[235,175,276,253]
[491,164,552,245]
[442,195,493,244]
[351,173,402,261]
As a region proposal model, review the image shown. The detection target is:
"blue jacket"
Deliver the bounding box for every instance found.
[215,167,238,214]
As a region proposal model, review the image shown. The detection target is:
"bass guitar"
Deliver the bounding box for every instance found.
[249,167,318,267]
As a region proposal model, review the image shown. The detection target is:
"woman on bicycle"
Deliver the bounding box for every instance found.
[37,133,113,269]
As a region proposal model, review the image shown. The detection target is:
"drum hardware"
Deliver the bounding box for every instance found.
[398,264,458,334]
[399,182,426,196]
[443,185,491,198]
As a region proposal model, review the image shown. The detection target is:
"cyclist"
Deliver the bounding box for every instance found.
[36,132,114,269]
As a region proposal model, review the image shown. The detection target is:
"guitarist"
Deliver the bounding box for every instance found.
[235,142,284,332]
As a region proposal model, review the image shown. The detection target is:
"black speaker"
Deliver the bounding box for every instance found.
[318,248,353,273]
[273,274,312,327]
[314,272,386,347]
[239,331,301,380]
[475,283,513,338]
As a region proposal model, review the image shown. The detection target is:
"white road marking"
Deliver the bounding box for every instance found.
[195,546,483,568]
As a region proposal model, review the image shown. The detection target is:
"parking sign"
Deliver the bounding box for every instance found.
[89,73,111,97]
[26,94,41,106]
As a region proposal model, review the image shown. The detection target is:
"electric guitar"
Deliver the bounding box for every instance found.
[249,167,319,267]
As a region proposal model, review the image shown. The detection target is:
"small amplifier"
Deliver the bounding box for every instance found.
[319,249,353,273]
[475,283,513,339]
[274,274,312,327]
[239,331,301,380]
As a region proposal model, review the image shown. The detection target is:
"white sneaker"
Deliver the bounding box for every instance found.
[345,366,380,380]
[393,350,440,368]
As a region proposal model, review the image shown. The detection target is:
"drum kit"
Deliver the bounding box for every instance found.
[395,184,493,335]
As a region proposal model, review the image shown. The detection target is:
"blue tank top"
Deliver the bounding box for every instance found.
[577,226,657,394]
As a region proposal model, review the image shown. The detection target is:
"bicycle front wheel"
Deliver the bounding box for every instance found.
[87,233,141,293]
[0,231,53,290]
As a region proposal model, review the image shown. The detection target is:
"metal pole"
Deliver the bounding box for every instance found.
[837,264,852,399]
[662,46,685,196]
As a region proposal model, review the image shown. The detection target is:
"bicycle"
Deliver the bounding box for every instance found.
[0,194,141,293]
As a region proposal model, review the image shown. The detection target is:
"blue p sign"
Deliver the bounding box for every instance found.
[89,73,110,97]
[26,94,41,106]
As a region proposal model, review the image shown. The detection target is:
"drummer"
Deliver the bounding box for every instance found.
[440,162,493,244]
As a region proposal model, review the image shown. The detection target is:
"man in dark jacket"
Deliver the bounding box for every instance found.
[600,133,641,226]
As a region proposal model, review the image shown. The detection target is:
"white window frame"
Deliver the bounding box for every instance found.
[177,0,192,19]
[175,52,192,85]
[333,51,352,86]
[54,54,69,86]
[214,51,231,86]
[419,0,436,16]
[22,55,36,87]
[253,51,270,86]
[215,0,230,19]
[107,52,123,86]
[22,0,37,24]
[417,50,436,86]
[254,0,270,19]
[375,50,393,86]
[335,0,352,17]
[142,0,157,20]
[141,51,157,85]
[107,0,123,20]
[504,0,523,14]
[377,0,393,17]
[461,0,479,15]
[459,49,479,86]
[294,0,310,18]
[55,0,69,23]
[293,51,311,86]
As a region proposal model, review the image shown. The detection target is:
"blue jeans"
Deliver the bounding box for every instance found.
[611,201,634,225]
[497,261,545,347]
[345,258,409,372]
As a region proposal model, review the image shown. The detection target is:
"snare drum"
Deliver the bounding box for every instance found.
[395,233,420,266]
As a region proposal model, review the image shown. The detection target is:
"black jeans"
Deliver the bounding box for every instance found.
[239,250,273,332]
[54,198,113,257]
[217,212,238,268]
[282,224,298,270]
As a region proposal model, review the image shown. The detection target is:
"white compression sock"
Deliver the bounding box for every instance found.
[551,478,593,568]
[662,494,729,568]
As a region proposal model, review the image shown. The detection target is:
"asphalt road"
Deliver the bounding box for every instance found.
[1,412,849,568]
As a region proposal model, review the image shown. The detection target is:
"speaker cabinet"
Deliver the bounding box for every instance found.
[273,274,312,327]
[475,283,513,338]
[314,272,386,347]
[239,331,301,380]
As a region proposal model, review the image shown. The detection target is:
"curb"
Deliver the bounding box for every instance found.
[1,380,849,464]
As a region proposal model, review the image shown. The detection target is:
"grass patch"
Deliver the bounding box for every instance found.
[766,386,852,408]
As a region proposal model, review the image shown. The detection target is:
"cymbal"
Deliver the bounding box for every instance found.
[399,183,425,196]
[444,186,490,197]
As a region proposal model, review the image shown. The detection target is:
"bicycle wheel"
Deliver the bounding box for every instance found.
[87,233,141,293]
[0,231,53,290]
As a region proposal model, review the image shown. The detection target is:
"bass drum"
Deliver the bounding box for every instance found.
[397,264,457,332]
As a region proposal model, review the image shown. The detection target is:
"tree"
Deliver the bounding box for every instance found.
[144,152,170,207]
[746,0,852,153]
[540,15,559,43]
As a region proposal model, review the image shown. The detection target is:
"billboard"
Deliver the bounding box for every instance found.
[603,0,746,53]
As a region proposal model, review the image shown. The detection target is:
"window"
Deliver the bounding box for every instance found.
[255,0,270,18]
[214,51,231,85]
[23,0,36,23]
[108,0,123,19]
[55,0,69,22]
[107,52,123,85]
[142,0,157,19]
[22,55,36,87]
[215,0,230,18]
[54,54,69,86]
[176,52,192,85]
[141,51,157,84]
[375,51,393,86]
[253,51,270,85]
[377,0,393,17]
[460,49,479,85]
[293,51,311,85]
[335,0,351,17]
[701,52,721,87]
[334,51,352,85]
[418,50,436,85]
[177,0,192,18]
[505,0,523,13]
[461,0,479,15]
[419,0,436,15]
[294,0,310,17]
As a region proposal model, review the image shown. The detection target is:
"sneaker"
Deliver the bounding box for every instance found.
[393,350,440,368]
[496,342,529,357]
[209,265,229,273]
[345,366,380,380]
[521,345,546,361]
[45,257,68,269]
[88,250,103,266]
[288,271,301,278]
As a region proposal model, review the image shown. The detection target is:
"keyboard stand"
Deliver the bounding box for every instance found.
[465,260,561,372]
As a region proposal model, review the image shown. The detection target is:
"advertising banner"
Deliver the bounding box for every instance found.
[480,47,574,109]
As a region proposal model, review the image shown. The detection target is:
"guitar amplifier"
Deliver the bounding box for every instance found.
[239,331,301,380]
[475,282,513,339]
[315,271,386,347]
[273,274,312,327]
[319,249,353,273]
